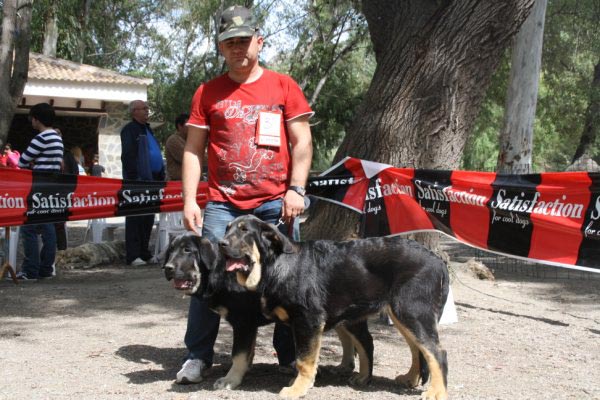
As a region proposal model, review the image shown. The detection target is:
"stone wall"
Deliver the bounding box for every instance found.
[98,102,129,178]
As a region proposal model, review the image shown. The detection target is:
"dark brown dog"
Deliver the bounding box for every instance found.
[219,215,449,399]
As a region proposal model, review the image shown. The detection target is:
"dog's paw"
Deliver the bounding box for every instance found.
[279,385,307,399]
[348,372,370,386]
[214,377,241,390]
[421,386,448,400]
[395,372,420,388]
[333,361,355,374]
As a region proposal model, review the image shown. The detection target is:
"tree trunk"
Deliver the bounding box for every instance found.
[75,0,92,63]
[303,0,535,240]
[0,0,34,148]
[497,0,547,174]
[42,0,59,57]
[571,59,600,165]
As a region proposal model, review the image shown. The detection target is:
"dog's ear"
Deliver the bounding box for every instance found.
[197,237,218,270]
[261,222,294,254]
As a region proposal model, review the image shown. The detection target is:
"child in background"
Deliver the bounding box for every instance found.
[1,143,20,168]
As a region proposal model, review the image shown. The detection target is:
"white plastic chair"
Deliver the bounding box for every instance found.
[85,217,124,243]
[153,212,187,259]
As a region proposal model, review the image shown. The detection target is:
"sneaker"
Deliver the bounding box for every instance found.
[129,257,147,267]
[176,359,207,384]
[15,272,37,281]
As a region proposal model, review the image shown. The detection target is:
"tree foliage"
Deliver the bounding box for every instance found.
[266,0,373,170]
[30,0,169,70]
[464,0,600,172]
[10,0,597,177]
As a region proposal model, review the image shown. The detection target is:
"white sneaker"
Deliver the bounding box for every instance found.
[176,359,207,384]
[130,257,147,266]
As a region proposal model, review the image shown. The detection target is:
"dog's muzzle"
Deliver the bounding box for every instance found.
[163,262,199,293]
[219,239,251,274]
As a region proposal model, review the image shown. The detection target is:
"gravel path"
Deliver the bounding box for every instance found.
[1,225,599,399]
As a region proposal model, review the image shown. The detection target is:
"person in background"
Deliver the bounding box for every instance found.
[17,103,64,280]
[165,113,189,181]
[120,99,166,266]
[176,5,313,384]
[55,139,81,251]
[0,143,20,168]
[91,154,105,177]
[71,146,87,175]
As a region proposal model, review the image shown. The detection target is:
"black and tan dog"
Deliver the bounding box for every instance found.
[219,215,450,400]
[163,232,372,390]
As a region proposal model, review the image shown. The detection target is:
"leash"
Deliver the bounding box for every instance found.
[274,217,296,238]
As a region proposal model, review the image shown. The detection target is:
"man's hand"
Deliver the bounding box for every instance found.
[183,202,203,235]
[282,190,305,225]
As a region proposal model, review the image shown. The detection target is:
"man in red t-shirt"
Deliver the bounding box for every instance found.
[177,5,313,384]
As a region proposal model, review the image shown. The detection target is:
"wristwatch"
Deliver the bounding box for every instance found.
[288,185,306,197]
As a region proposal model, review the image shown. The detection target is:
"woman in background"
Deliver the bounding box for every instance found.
[70,146,87,175]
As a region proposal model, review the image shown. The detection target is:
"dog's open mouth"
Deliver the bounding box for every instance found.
[225,257,250,273]
[173,278,196,291]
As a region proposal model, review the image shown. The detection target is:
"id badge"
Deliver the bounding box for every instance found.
[256,111,282,147]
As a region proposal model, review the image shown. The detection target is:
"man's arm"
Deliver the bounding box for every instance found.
[282,114,313,223]
[18,136,42,168]
[182,125,208,234]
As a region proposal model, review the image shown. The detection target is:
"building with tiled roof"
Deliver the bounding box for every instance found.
[8,53,154,178]
[28,52,153,85]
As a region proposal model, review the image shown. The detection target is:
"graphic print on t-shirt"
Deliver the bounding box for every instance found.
[214,100,285,197]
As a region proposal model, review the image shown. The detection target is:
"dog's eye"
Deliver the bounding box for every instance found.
[183,246,192,253]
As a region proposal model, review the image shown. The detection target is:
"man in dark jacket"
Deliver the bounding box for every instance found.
[120,100,165,266]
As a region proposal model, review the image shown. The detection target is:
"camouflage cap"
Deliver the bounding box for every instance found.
[218,5,258,42]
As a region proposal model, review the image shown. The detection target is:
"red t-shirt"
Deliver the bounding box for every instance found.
[188,69,313,209]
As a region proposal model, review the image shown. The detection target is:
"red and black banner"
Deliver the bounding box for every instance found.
[307,157,600,273]
[2,158,599,272]
[0,168,208,227]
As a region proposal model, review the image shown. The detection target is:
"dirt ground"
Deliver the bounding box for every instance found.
[1,225,599,400]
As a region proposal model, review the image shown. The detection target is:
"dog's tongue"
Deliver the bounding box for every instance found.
[226,258,246,272]
[173,279,191,290]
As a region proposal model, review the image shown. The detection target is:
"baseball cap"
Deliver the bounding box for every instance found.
[218,5,258,42]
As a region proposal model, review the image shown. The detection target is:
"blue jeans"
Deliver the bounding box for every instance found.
[20,223,57,279]
[184,199,296,366]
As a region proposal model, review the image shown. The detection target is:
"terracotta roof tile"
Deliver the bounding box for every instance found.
[28,52,152,85]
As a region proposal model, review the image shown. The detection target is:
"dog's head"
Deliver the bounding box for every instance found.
[218,215,294,291]
[162,232,219,295]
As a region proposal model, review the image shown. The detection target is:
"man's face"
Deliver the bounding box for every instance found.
[131,101,149,124]
[218,35,263,72]
[29,116,41,131]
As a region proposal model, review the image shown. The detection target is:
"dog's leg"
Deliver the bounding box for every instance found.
[334,325,355,372]
[344,320,373,386]
[388,305,448,400]
[279,323,324,399]
[214,324,258,390]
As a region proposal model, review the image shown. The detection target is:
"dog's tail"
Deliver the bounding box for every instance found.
[439,263,450,318]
